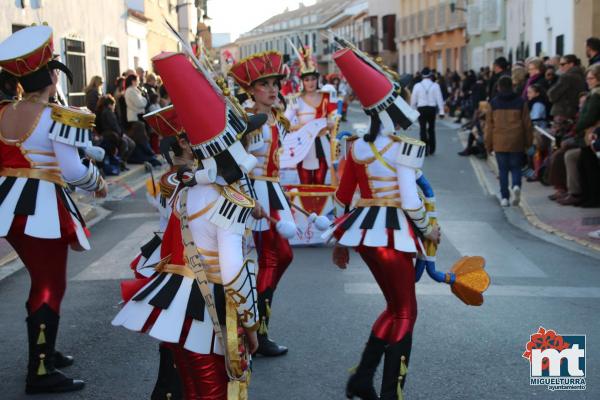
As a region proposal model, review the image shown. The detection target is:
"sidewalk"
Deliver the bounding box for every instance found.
[454,125,600,253]
[0,163,160,268]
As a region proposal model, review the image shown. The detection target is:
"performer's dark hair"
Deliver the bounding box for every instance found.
[363,115,381,143]
[125,74,138,88]
[278,92,287,110]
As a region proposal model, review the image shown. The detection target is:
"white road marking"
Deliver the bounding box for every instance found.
[109,212,158,220]
[72,221,157,281]
[442,220,547,278]
[345,283,600,298]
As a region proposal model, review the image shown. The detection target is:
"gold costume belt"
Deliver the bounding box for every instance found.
[248,173,279,182]
[155,262,223,285]
[356,198,402,208]
[0,167,66,187]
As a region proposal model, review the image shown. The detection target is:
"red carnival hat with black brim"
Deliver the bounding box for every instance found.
[333,45,419,134]
[152,52,266,184]
[229,51,286,91]
[0,25,73,93]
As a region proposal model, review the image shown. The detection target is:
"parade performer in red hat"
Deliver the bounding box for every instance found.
[229,51,295,357]
[113,51,265,400]
[285,43,339,185]
[322,39,440,400]
[120,105,196,400]
[0,25,107,394]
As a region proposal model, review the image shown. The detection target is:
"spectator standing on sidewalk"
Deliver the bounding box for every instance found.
[586,37,600,66]
[485,76,534,207]
[84,75,103,113]
[410,67,445,156]
[488,57,510,99]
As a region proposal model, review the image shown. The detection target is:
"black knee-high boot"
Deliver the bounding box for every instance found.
[25,304,84,394]
[380,334,412,400]
[25,302,73,369]
[346,333,387,400]
[150,343,183,400]
[256,288,287,357]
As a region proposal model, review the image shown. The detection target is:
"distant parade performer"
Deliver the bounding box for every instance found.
[323,41,434,400]
[0,25,107,394]
[229,51,296,357]
[409,67,446,156]
[113,50,265,399]
[285,42,338,184]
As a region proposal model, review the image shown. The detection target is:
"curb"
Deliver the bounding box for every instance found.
[453,126,600,256]
[484,151,600,253]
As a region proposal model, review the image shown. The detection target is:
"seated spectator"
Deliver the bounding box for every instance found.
[158,84,171,107]
[547,93,587,200]
[124,74,148,128]
[96,95,135,167]
[99,130,122,176]
[544,66,558,88]
[127,121,162,167]
[84,75,103,113]
[548,55,587,123]
[485,76,533,207]
[569,66,600,207]
[523,58,548,98]
[526,84,551,181]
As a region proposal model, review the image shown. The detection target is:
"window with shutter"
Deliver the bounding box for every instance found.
[64,38,86,107]
[103,45,120,95]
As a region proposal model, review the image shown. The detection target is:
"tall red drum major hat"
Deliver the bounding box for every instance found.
[152,52,266,184]
[229,51,286,90]
[0,25,73,93]
[332,39,419,135]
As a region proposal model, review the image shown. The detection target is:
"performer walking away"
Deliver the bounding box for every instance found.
[113,51,263,400]
[124,105,194,400]
[410,67,445,156]
[322,43,440,400]
[285,44,338,184]
[229,51,296,357]
[0,26,107,394]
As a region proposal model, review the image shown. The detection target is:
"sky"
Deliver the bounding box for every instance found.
[208,0,317,42]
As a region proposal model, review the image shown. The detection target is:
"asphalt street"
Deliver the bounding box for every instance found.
[1,106,599,399]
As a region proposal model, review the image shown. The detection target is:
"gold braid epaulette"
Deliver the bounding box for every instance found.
[389,134,426,147]
[50,104,95,129]
[274,108,290,131]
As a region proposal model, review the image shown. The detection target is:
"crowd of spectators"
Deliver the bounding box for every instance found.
[421,37,600,239]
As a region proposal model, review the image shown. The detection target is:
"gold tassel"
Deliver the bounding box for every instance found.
[348,365,357,375]
[397,356,408,400]
[37,353,47,376]
[36,323,46,345]
[265,299,271,318]
[166,393,172,400]
[258,317,268,335]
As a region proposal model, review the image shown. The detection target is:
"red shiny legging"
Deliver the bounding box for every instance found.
[167,344,227,400]
[357,246,417,344]
[297,157,328,185]
[253,228,294,293]
[7,218,69,315]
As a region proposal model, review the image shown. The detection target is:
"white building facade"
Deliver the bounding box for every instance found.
[2,0,130,105]
[530,0,574,57]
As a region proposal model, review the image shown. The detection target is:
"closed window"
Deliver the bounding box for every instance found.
[64,38,86,107]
